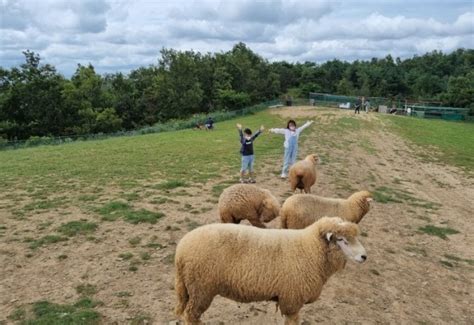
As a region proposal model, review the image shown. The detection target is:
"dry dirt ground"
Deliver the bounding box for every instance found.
[1,107,473,324]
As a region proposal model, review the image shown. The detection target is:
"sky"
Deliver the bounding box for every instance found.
[1,0,473,76]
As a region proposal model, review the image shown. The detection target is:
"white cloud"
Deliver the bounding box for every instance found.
[0,0,472,76]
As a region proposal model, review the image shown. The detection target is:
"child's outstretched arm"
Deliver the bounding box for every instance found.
[297,120,314,133]
[269,127,286,135]
[236,123,244,142]
[251,125,264,140]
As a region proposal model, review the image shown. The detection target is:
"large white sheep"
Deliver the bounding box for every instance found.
[174,217,367,324]
[218,184,280,228]
[280,191,373,229]
[288,154,319,193]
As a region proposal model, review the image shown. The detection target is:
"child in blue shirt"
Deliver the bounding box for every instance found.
[237,123,264,183]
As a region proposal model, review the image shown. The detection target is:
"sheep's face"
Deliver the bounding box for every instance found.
[326,233,367,263]
[260,196,280,222]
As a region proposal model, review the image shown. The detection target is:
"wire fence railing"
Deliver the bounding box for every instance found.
[0,99,281,151]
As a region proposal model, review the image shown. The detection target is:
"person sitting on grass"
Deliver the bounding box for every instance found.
[205,116,214,130]
[237,123,264,183]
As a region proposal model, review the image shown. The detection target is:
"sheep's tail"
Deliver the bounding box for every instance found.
[174,263,189,316]
[296,175,304,189]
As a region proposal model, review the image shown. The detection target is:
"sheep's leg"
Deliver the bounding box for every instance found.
[183,294,214,325]
[280,300,302,325]
[284,312,300,325]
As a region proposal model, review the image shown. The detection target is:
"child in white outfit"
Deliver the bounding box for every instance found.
[269,120,313,178]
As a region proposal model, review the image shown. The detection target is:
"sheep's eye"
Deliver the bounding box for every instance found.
[337,238,348,244]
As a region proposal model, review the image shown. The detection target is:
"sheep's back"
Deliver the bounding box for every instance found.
[175,224,315,289]
[218,184,265,211]
[282,195,345,228]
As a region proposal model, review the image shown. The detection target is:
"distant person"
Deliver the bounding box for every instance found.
[354,97,362,114]
[364,99,370,113]
[269,119,314,179]
[205,116,214,130]
[237,123,264,183]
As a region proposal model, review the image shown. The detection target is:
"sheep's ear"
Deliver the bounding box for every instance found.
[325,232,333,242]
[366,197,373,202]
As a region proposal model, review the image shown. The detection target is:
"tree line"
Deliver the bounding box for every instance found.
[0,43,472,140]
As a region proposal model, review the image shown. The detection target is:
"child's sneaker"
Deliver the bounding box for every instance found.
[240,178,247,184]
[248,179,256,183]
[280,173,287,179]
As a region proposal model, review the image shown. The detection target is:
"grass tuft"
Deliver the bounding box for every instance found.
[76,283,97,296]
[153,180,187,190]
[28,235,68,249]
[28,300,101,324]
[418,225,460,240]
[57,220,98,237]
[98,201,164,224]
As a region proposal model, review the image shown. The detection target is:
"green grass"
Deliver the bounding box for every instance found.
[152,179,187,190]
[443,254,474,266]
[118,252,133,260]
[76,283,98,296]
[418,225,460,240]
[128,237,142,246]
[385,115,474,172]
[21,300,100,324]
[373,186,440,210]
[0,111,284,196]
[27,235,68,249]
[57,220,98,237]
[98,201,164,224]
[140,252,151,260]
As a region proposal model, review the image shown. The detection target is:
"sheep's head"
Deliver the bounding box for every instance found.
[260,192,281,223]
[318,217,367,264]
[305,154,320,165]
[347,190,373,223]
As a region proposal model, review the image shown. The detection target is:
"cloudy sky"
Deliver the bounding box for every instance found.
[1,0,473,76]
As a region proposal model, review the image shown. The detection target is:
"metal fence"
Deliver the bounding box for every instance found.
[0,99,281,151]
[308,92,472,121]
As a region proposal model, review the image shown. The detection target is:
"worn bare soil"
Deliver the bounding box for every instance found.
[1,107,473,324]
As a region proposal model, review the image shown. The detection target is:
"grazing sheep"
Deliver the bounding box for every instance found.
[280,191,373,229]
[288,154,319,193]
[174,217,367,324]
[218,184,280,228]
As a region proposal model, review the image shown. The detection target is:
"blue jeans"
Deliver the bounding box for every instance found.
[241,155,254,172]
[282,144,298,175]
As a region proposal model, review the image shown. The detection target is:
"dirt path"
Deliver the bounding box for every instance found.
[1,107,473,324]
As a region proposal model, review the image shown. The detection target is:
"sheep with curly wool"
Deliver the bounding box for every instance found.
[280,190,373,229]
[218,184,280,228]
[174,216,367,324]
[288,154,320,193]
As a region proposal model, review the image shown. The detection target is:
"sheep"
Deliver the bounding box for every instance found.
[280,191,373,229]
[288,154,319,193]
[174,217,367,324]
[218,184,280,228]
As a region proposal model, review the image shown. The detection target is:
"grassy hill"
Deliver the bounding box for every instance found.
[1,107,473,324]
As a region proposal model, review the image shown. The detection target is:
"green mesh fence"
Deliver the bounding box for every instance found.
[407,105,470,121]
[308,92,391,108]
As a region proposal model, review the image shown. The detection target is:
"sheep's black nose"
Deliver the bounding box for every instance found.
[361,255,367,261]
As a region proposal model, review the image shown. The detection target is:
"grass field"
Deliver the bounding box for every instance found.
[383,115,474,172]
[1,107,473,324]
[0,111,286,197]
